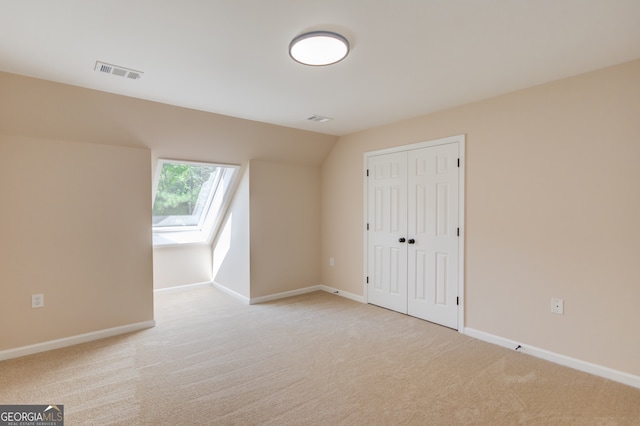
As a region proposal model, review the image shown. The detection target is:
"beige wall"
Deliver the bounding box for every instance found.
[0,135,153,350]
[156,157,324,298]
[0,72,336,353]
[320,59,640,376]
[0,72,337,166]
[153,245,212,289]
[249,160,321,299]
[0,72,337,293]
[4,57,637,379]
[212,160,322,300]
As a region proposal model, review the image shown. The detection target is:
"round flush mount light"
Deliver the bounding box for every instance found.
[289,31,350,66]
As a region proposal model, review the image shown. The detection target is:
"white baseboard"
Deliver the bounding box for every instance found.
[464,327,640,390]
[0,320,156,362]
[212,281,250,304]
[154,281,214,293]
[318,285,366,303]
[210,282,366,305]
[249,285,323,304]
[246,285,366,305]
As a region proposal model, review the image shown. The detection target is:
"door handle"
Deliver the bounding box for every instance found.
[408,239,416,244]
[398,238,406,243]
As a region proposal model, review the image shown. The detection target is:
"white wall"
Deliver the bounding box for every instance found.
[212,165,251,299]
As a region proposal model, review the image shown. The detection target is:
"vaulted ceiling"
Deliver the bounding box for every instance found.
[1,1,640,136]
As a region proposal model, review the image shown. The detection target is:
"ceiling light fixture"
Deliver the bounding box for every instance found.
[289,31,350,66]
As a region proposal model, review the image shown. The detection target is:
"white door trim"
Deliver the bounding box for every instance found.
[363,134,465,332]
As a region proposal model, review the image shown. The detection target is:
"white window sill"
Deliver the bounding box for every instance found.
[153,231,209,247]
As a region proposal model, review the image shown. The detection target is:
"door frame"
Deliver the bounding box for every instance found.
[363,134,466,332]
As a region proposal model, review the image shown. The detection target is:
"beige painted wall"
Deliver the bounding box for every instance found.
[249,160,321,299]
[320,59,640,376]
[5,57,637,379]
[213,165,251,299]
[0,72,337,166]
[153,245,212,289]
[157,158,324,298]
[0,72,337,293]
[0,72,335,352]
[0,135,153,350]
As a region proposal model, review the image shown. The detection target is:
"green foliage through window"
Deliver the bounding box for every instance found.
[153,164,215,215]
[152,159,239,244]
[152,162,218,227]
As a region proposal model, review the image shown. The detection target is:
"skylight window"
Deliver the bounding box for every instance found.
[152,159,239,246]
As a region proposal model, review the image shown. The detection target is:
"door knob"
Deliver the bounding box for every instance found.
[398,237,406,243]
[408,239,416,244]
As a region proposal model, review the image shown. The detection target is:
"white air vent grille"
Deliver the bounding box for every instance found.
[306,114,332,123]
[95,61,143,80]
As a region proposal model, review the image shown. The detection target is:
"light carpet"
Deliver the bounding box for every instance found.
[1,286,639,425]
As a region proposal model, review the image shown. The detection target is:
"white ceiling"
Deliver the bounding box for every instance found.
[1,1,640,136]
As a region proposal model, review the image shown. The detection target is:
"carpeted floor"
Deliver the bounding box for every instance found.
[1,285,639,425]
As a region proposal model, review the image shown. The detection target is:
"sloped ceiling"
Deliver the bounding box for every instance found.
[1,1,640,136]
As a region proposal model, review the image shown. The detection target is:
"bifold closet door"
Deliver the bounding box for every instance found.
[407,144,459,329]
[367,142,459,329]
[366,151,408,314]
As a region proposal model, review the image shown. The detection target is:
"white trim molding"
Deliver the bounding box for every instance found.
[245,285,366,305]
[154,281,214,293]
[0,320,156,362]
[318,285,366,304]
[212,281,251,304]
[209,282,366,305]
[464,327,640,390]
[250,285,323,304]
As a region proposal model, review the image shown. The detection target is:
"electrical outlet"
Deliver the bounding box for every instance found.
[32,293,44,308]
[551,298,563,315]
[329,257,335,267]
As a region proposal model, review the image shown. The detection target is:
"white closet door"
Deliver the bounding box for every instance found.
[366,151,408,314]
[407,144,459,328]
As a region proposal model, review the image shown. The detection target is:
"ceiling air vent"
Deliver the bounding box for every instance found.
[306,114,332,123]
[94,61,143,80]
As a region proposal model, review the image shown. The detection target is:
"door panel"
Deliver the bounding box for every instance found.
[367,151,408,313]
[407,144,459,328]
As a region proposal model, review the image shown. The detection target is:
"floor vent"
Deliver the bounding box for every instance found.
[94,61,143,80]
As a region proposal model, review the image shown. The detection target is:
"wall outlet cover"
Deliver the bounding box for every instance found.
[32,293,44,308]
[551,298,563,315]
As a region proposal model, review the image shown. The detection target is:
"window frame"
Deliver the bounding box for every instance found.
[151,158,240,246]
